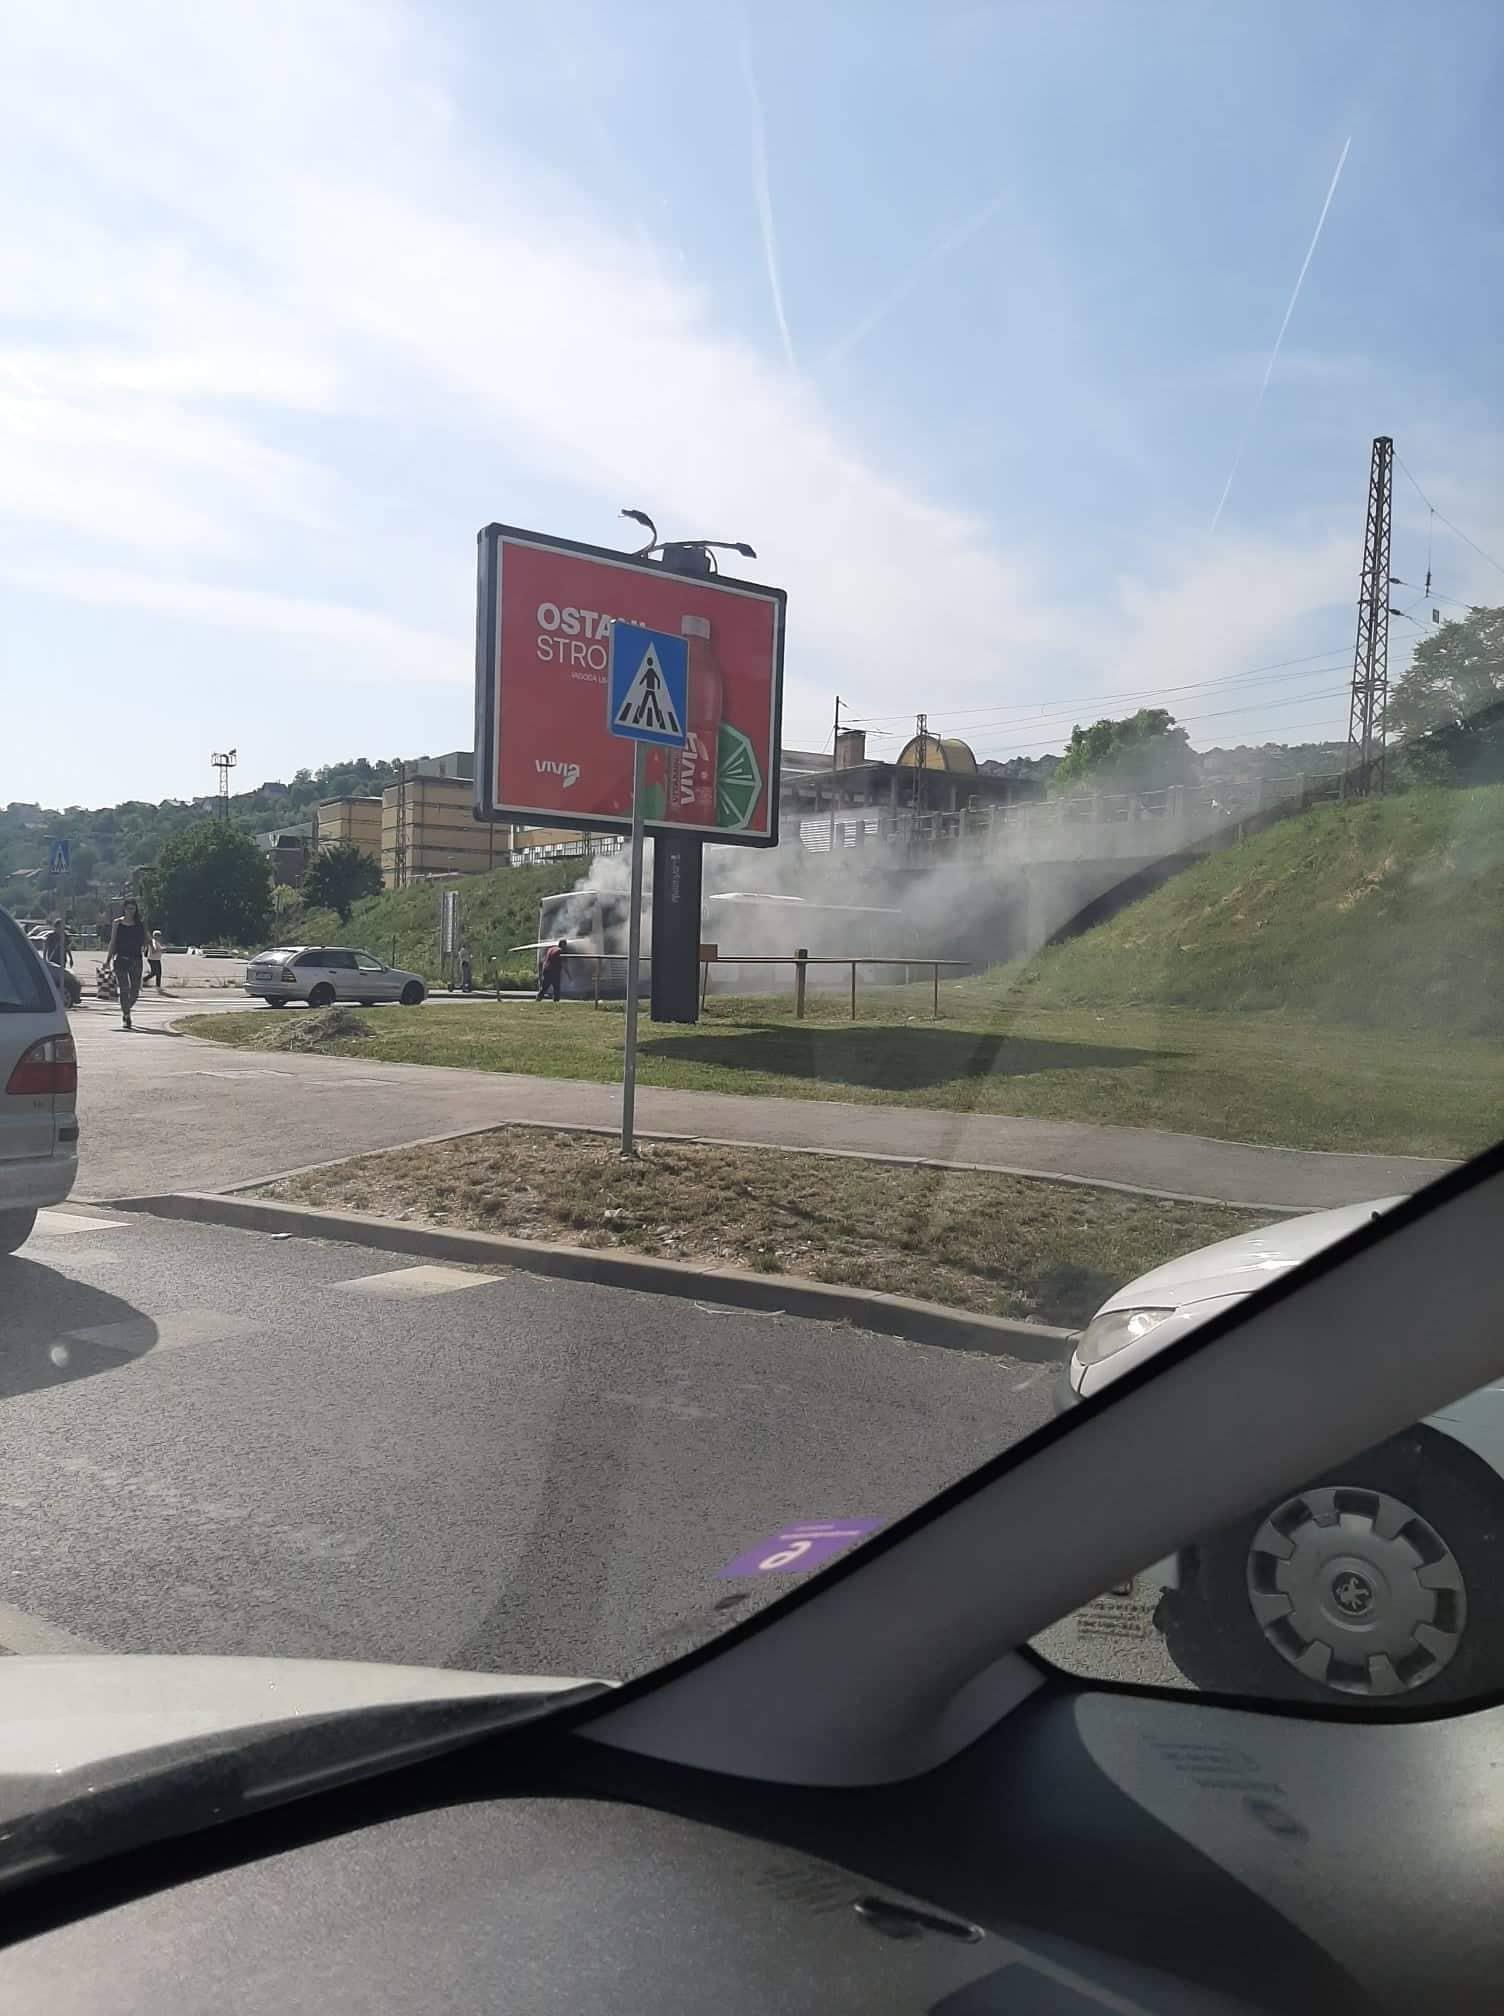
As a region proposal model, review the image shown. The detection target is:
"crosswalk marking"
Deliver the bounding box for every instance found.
[327,1263,499,1299]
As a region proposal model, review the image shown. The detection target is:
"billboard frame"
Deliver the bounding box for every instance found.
[473,521,785,849]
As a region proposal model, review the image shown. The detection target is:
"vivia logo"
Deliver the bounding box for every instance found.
[535,758,581,790]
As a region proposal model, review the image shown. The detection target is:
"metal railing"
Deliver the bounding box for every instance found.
[550,950,970,1019]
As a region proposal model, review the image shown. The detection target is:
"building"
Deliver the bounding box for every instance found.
[778,729,1040,846]
[316,796,383,860]
[381,770,498,883]
[255,823,314,887]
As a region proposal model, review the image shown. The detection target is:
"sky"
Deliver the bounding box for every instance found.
[2,0,1501,809]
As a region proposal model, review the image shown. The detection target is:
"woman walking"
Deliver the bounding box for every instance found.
[145,927,165,991]
[106,899,147,1030]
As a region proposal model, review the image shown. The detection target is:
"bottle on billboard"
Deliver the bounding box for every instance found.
[643,614,723,826]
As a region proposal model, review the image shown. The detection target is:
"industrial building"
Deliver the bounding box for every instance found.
[315,796,383,857]
[778,729,1039,847]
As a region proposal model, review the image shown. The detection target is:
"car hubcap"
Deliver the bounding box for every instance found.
[1245,1484,1466,1696]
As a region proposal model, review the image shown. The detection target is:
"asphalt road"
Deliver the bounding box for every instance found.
[0,1205,1138,1687]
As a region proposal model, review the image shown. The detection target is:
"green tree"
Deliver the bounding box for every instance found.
[301,842,383,922]
[137,822,272,946]
[1050,708,1199,795]
[1387,606,1504,785]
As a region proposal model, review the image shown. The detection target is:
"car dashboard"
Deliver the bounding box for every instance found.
[2,1680,1498,2014]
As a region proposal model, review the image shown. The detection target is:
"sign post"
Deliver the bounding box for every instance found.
[607,622,689,1155]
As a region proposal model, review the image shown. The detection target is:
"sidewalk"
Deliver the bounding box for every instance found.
[71,999,1455,1212]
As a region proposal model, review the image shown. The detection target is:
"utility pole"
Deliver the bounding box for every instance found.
[1344,436,1394,798]
[914,711,928,810]
[828,694,841,852]
[211,748,237,821]
[392,763,408,890]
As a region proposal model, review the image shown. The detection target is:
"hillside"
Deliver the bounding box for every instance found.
[324,863,567,987]
[1011,785,1504,1038]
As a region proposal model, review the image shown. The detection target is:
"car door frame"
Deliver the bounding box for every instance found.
[580,1143,1504,1787]
[352,951,398,1002]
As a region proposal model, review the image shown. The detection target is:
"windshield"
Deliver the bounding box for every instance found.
[1,0,1501,1748]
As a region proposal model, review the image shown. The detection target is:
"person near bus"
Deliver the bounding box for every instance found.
[537,938,567,1003]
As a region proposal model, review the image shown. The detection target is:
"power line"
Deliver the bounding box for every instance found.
[914,664,1351,737]
[966,689,1351,758]
[842,645,1352,731]
[1394,452,1504,582]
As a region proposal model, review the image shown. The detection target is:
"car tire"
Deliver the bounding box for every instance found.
[1160,1428,1504,1706]
[307,983,336,1008]
[262,997,288,1008]
[0,1208,38,1256]
[399,981,425,1006]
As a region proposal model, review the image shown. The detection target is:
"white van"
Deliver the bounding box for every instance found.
[0,905,79,1253]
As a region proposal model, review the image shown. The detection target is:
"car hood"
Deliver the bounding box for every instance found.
[0,1654,594,1780]
[1093,1196,1406,1317]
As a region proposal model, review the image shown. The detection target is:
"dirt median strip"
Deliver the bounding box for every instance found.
[109,1125,1270,1345]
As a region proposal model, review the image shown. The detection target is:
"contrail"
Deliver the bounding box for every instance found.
[823,187,1008,366]
[736,26,795,369]
[1210,136,1351,532]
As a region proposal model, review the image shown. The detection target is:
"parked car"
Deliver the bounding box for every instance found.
[244,946,427,1008]
[1060,1199,1504,1704]
[1,905,79,1254]
[36,951,82,1009]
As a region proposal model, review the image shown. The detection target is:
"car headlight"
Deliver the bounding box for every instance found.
[1074,1306,1177,1369]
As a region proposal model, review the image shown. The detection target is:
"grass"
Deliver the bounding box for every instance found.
[1018,785,1504,1039]
[290,862,564,989]
[179,988,1503,1158]
[185,787,1504,1160]
[253,1128,1269,1327]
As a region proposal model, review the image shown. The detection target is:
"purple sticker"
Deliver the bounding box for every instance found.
[717,1519,883,1578]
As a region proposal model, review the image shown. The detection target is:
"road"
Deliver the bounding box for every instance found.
[67,987,1452,1211]
[0,1204,1126,1685]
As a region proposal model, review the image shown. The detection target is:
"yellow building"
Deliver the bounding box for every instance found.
[316,797,383,860]
[381,773,499,883]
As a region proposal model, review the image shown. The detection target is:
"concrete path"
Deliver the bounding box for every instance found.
[68,991,1454,1213]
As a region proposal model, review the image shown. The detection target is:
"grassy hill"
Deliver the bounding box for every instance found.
[1009,785,1504,1037]
[310,863,567,987]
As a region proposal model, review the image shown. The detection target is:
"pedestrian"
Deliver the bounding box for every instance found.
[145,927,165,991]
[106,898,147,1030]
[536,937,567,1003]
[42,915,70,970]
[459,945,473,994]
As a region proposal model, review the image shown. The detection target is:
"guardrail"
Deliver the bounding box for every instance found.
[553,950,971,1019]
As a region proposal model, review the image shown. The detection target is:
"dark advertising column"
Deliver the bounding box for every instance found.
[650,543,712,1024]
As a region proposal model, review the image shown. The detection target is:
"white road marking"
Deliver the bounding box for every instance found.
[57,1309,259,1359]
[0,1601,107,1656]
[31,1210,128,1237]
[328,1264,498,1299]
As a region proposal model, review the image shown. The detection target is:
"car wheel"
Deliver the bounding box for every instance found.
[307,983,336,1008]
[0,1208,38,1256]
[399,981,425,1006]
[1160,1429,1504,1705]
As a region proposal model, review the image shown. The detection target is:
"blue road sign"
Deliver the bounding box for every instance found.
[49,839,69,874]
[607,623,688,748]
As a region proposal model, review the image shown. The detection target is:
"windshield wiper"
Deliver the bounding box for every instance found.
[0,1683,606,1895]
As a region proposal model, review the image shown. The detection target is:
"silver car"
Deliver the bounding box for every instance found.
[1,905,79,1254]
[244,945,427,1009]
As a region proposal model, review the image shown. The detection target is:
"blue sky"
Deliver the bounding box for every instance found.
[2,0,1501,807]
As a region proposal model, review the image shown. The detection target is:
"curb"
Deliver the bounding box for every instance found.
[107,1191,1075,1366]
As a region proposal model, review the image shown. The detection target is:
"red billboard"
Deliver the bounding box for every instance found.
[473,524,785,847]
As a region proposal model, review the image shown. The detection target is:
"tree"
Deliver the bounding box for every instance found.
[137,822,272,947]
[1050,708,1199,795]
[301,843,383,922]
[1386,606,1504,785]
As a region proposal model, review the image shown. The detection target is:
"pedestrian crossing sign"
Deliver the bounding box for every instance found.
[607,623,688,748]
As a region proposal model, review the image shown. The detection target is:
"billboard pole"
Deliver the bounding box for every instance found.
[620,741,648,1156]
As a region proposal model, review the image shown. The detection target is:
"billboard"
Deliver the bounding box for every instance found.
[473,523,785,848]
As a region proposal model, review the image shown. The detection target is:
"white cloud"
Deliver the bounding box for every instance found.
[0,0,1490,788]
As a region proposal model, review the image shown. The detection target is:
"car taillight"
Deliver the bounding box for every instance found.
[6,1034,78,1096]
